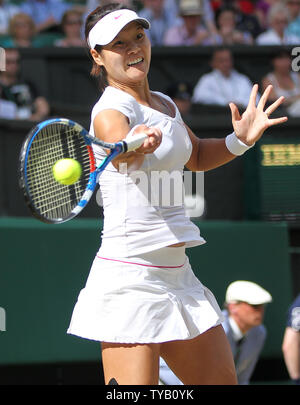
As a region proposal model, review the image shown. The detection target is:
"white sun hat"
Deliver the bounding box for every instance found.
[88,9,150,49]
[225,280,273,305]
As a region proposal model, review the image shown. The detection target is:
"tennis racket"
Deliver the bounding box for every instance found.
[19,118,147,224]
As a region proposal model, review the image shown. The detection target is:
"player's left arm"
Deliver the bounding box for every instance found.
[185,84,287,172]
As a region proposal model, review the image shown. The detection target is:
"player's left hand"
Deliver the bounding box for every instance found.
[229,84,288,146]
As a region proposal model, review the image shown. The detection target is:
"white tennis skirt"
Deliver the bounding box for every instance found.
[67,246,224,344]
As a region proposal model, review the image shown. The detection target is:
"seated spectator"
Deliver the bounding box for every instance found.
[255,0,279,31]
[163,0,220,39]
[0,0,20,35]
[0,48,50,121]
[54,8,85,47]
[163,0,218,46]
[285,0,300,39]
[192,47,257,108]
[231,0,263,39]
[85,0,133,15]
[256,2,300,44]
[0,12,49,48]
[139,0,176,46]
[159,280,272,385]
[215,6,253,45]
[165,81,193,115]
[20,0,71,33]
[261,49,300,117]
[63,0,86,13]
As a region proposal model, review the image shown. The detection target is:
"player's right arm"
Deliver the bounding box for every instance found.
[93,109,161,171]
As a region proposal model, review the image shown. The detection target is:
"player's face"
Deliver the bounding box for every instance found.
[93,22,151,88]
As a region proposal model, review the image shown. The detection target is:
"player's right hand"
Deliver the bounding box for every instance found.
[131,125,162,154]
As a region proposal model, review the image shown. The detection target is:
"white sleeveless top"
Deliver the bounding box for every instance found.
[90,86,205,257]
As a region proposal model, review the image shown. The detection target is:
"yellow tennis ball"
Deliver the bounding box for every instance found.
[52,158,82,185]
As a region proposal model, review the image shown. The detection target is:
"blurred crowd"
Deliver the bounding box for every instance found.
[0,0,300,48]
[1,0,300,120]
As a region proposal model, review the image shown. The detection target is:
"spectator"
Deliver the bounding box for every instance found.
[255,0,280,31]
[0,48,50,121]
[165,81,193,115]
[232,0,263,39]
[0,12,49,48]
[163,0,220,39]
[261,49,300,117]
[282,293,300,385]
[285,0,300,39]
[0,0,20,35]
[256,3,300,44]
[20,0,71,33]
[215,6,253,45]
[54,9,85,47]
[83,0,134,39]
[221,281,272,385]
[139,0,176,46]
[192,47,257,108]
[163,0,218,46]
[199,0,219,39]
[85,0,134,15]
[159,280,272,385]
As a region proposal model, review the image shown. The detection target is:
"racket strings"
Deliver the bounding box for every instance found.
[26,123,93,220]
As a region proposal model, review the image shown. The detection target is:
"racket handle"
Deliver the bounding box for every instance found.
[124,133,148,152]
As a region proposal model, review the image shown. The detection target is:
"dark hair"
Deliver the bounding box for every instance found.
[215,6,237,29]
[85,3,130,89]
[210,45,232,60]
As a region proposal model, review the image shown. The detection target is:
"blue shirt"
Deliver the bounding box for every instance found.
[21,0,71,25]
[286,17,300,40]
[138,8,177,46]
[287,294,300,331]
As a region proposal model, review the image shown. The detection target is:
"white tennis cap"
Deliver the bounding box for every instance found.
[225,281,272,305]
[88,9,150,49]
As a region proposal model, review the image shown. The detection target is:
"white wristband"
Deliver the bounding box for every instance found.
[225,132,255,156]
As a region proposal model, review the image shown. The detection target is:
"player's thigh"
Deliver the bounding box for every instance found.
[101,341,161,385]
[160,325,237,385]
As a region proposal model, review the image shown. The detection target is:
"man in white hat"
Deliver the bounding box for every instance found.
[163,0,213,46]
[159,280,272,385]
[221,280,272,385]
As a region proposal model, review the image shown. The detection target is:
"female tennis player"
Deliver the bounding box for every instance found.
[67,3,288,385]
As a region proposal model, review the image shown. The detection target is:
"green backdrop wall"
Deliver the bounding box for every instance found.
[0,218,292,365]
